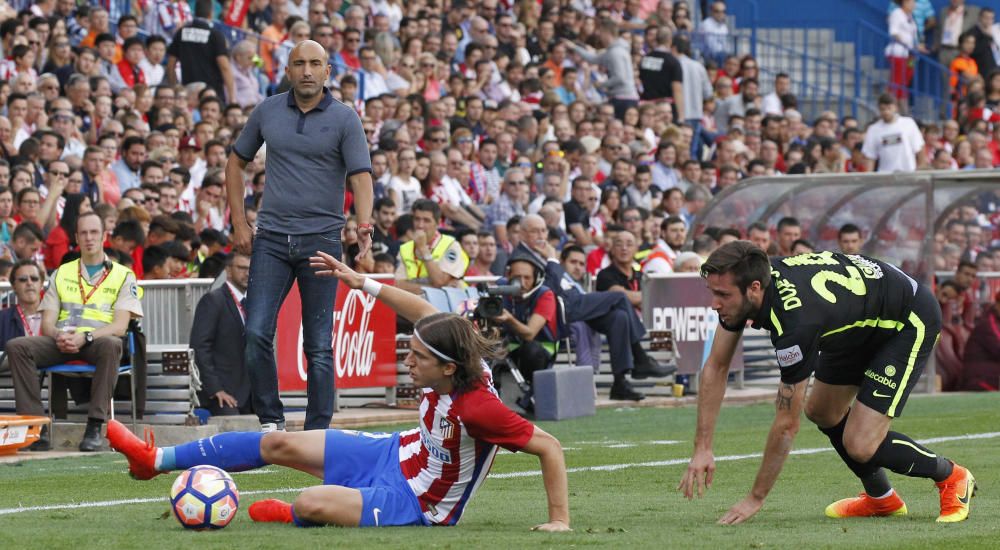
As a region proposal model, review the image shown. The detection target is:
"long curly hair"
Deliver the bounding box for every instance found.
[414,312,502,393]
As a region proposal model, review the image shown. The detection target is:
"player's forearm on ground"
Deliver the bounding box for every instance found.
[348,172,373,225]
[694,361,729,451]
[527,431,570,525]
[748,381,805,500]
[224,154,249,226]
[373,280,438,321]
[748,415,799,501]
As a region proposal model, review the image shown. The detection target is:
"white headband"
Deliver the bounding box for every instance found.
[413,329,458,363]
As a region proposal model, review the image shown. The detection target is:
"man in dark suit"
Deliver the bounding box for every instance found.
[970,8,998,78]
[190,252,253,415]
[0,260,43,359]
[934,0,980,70]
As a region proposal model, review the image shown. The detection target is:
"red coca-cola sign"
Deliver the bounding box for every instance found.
[276,282,397,391]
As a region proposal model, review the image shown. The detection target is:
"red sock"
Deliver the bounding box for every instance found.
[248,499,294,523]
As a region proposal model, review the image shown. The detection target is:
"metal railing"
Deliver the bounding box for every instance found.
[696,7,949,124]
[0,278,215,346]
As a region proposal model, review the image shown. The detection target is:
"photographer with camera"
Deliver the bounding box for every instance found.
[492,250,562,414]
[518,215,675,401]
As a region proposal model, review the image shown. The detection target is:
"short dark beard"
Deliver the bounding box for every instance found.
[718,293,757,331]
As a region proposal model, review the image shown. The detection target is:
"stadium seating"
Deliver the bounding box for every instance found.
[39,331,138,434]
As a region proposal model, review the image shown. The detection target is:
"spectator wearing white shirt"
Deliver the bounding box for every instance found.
[427,150,484,230]
[651,141,681,191]
[761,72,791,116]
[698,1,730,66]
[386,147,422,214]
[886,0,924,104]
[356,46,391,101]
[672,36,713,160]
[861,94,925,173]
[139,35,167,86]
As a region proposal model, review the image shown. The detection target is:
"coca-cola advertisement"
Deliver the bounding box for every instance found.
[276,281,398,391]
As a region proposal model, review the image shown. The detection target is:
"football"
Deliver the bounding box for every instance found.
[169,465,240,530]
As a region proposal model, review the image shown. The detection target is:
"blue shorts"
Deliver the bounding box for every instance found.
[323,429,428,527]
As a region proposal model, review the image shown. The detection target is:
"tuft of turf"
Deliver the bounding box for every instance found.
[1,393,997,549]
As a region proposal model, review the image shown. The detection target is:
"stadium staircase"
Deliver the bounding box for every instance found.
[722,0,948,124]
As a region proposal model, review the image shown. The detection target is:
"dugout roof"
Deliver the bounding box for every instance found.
[693,169,1000,281]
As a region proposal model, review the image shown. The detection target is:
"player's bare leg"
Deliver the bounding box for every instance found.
[259,430,327,479]
[804,382,904,518]
[292,486,364,526]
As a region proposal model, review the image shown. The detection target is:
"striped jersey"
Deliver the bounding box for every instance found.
[397,369,535,525]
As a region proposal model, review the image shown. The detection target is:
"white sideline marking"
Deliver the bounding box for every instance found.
[1,431,997,516]
[491,431,1000,480]
[0,487,304,516]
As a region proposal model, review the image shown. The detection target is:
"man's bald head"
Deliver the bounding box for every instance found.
[290,39,328,62]
[287,40,330,100]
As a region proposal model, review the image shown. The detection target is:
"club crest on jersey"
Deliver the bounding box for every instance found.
[438,417,455,440]
[846,255,884,279]
[775,345,803,367]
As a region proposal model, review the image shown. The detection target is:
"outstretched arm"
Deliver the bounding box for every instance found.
[678,326,741,499]
[717,378,807,525]
[520,426,571,532]
[310,251,438,323]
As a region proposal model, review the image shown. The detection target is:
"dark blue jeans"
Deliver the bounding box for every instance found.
[244,228,341,430]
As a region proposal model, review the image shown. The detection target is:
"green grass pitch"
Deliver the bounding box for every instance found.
[2,392,997,549]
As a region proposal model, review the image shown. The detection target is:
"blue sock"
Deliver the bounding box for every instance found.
[159,447,177,471]
[292,506,319,528]
[169,432,267,472]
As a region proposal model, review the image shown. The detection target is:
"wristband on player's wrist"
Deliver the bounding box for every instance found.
[362,278,383,297]
[358,223,374,235]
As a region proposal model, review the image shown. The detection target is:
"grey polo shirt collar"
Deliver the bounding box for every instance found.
[286,88,334,111]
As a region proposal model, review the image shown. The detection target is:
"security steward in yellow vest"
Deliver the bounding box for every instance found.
[394,199,469,294]
[7,213,143,452]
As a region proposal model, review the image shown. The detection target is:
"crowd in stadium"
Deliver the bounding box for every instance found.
[0,0,996,395]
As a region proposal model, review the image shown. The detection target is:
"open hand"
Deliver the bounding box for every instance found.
[677,448,715,500]
[718,495,763,525]
[213,390,239,409]
[531,520,572,532]
[310,251,365,289]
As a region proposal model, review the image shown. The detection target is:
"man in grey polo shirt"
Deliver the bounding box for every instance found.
[226,40,374,432]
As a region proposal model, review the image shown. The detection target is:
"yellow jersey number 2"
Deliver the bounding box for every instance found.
[782,251,867,304]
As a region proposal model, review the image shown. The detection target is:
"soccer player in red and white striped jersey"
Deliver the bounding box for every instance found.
[107,251,570,531]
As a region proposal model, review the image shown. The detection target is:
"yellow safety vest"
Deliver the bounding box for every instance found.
[634,247,653,264]
[399,234,468,280]
[54,259,134,332]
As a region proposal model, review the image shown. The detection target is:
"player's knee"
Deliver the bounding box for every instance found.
[843,432,879,463]
[292,491,325,522]
[804,401,840,428]
[260,432,294,463]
